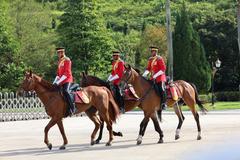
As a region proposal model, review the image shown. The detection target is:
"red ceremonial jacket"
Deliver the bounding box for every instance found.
[111,59,125,85]
[57,56,73,85]
[146,55,166,83]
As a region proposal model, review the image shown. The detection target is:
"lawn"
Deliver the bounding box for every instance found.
[175,102,240,111]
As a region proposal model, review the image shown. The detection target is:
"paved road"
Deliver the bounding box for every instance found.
[0,111,240,160]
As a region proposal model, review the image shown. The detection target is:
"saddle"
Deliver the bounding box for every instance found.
[74,89,90,104]
[62,83,90,104]
[153,81,180,101]
[166,82,179,101]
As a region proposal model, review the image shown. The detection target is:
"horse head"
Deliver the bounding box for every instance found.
[122,64,134,84]
[17,70,36,96]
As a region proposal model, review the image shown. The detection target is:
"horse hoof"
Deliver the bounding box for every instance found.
[91,141,95,146]
[59,145,66,150]
[175,135,180,140]
[197,136,202,140]
[95,140,100,144]
[105,142,112,146]
[136,140,142,145]
[158,139,164,143]
[118,132,123,137]
[47,143,52,150]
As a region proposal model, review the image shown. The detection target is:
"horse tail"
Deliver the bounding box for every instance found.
[105,88,120,123]
[189,83,208,114]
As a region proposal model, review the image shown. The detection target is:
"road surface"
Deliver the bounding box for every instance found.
[0,111,240,160]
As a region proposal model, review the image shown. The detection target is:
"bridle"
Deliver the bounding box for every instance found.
[121,68,154,102]
[122,68,133,85]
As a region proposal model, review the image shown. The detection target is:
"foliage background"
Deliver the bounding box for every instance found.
[0,0,239,93]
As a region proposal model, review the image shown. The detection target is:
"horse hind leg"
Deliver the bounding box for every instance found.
[188,103,202,140]
[173,102,185,140]
[100,113,113,146]
[57,120,68,150]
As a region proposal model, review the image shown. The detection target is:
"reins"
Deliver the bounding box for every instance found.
[123,69,154,102]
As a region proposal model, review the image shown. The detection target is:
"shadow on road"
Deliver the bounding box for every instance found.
[0,138,196,157]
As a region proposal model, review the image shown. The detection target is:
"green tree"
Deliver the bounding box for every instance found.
[57,0,113,78]
[138,25,167,70]
[9,0,57,79]
[0,1,22,92]
[173,2,211,92]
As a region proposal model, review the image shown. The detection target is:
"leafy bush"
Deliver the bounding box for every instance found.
[215,91,240,101]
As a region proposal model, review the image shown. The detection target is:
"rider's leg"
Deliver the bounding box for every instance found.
[114,85,125,113]
[63,83,75,115]
[157,82,167,110]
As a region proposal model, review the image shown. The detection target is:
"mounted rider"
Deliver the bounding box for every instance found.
[53,47,75,115]
[142,46,167,110]
[107,50,125,114]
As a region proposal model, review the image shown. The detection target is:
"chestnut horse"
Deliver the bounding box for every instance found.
[18,71,120,149]
[122,65,207,141]
[81,72,164,145]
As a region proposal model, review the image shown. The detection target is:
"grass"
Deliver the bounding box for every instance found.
[133,102,240,111]
[171,102,240,111]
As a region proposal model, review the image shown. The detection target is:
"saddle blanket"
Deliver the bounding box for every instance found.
[166,83,179,101]
[74,90,90,104]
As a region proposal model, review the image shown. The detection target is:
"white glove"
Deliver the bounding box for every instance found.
[107,74,113,81]
[142,70,150,77]
[153,70,164,79]
[53,76,59,84]
[55,75,67,85]
[109,74,119,82]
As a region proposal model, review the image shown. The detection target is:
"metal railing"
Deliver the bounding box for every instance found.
[0,92,49,122]
[0,91,86,122]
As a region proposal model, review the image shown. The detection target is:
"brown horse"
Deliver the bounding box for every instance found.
[81,72,164,145]
[18,71,120,149]
[122,65,207,141]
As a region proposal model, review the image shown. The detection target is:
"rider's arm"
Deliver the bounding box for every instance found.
[108,74,119,82]
[153,70,164,79]
[63,59,72,78]
[142,70,150,77]
[55,75,67,85]
[107,74,113,81]
[53,76,59,84]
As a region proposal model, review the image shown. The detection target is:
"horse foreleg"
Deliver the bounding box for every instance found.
[151,113,164,143]
[57,120,68,150]
[137,116,150,145]
[44,118,58,150]
[173,103,185,140]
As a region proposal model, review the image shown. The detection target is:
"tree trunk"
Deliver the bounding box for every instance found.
[238,0,240,55]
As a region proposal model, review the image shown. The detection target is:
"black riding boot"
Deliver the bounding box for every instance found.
[114,85,125,114]
[63,83,76,116]
[157,82,167,110]
[160,90,167,110]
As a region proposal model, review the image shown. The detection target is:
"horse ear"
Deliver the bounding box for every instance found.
[127,64,131,69]
[29,69,32,77]
[81,72,86,78]
[124,64,131,70]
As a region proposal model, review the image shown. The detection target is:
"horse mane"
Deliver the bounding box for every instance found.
[129,65,154,85]
[84,75,111,90]
[33,74,56,91]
